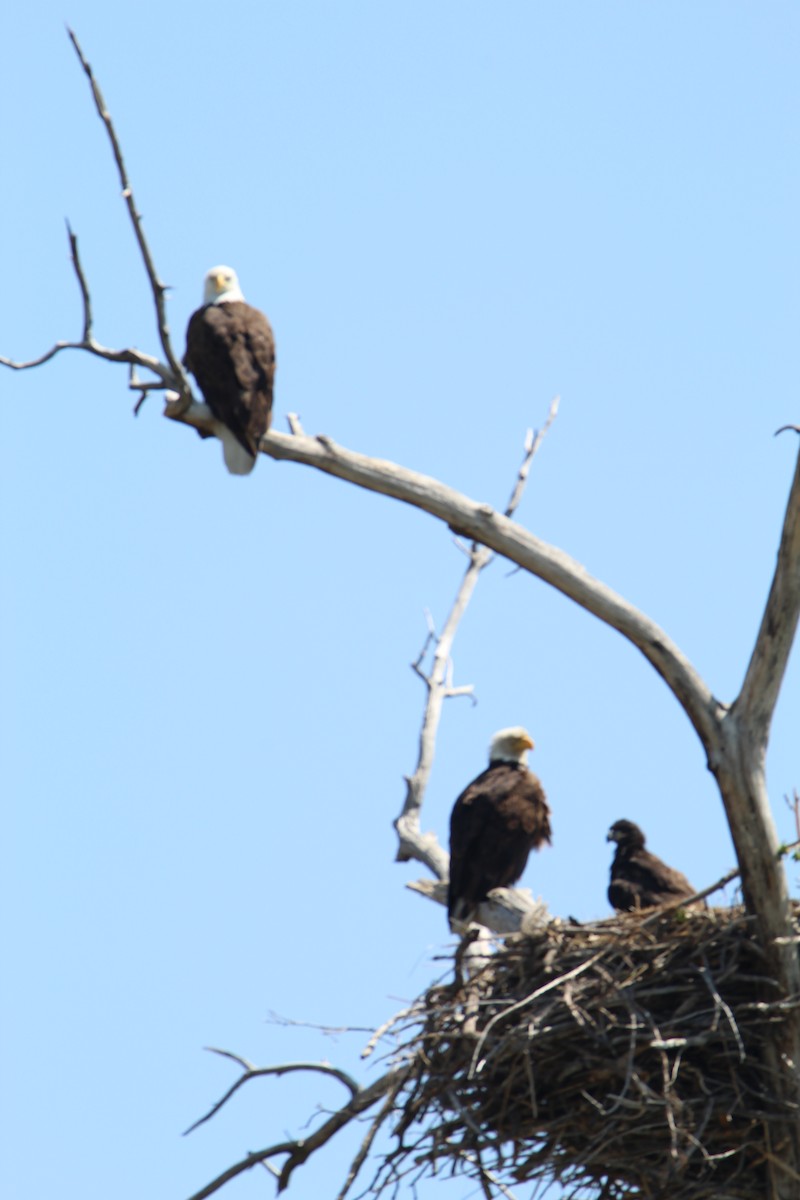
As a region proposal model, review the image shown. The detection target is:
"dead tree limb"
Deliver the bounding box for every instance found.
[0,223,177,388]
[394,396,559,893]
[183,1051,361,1137]
[183,1061,411,1200]
[65,27,189,400]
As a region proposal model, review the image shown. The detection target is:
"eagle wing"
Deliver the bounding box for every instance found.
[184,301,275,459]
[448,765,550,928]
[609,847,696,911]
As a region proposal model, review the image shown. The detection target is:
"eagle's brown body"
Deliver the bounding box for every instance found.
[184,299,275,472]
[448,759,551,930]
[607,819,697,911]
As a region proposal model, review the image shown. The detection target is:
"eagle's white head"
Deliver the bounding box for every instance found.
[489,726,535,766]
[202,265,245,305]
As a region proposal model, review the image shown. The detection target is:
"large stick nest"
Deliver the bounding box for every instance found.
[388,906,799,1199]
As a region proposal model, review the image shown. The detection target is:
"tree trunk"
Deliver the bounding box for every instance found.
[711,713,800,1198]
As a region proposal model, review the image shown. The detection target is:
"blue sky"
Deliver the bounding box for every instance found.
[2,4,799,1199]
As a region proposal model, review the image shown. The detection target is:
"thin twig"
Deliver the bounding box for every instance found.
[361,1005,419,1060]
[502,395,559,519]
[266,1009,375,1037]
[785,792,800,844]
[184,1053,360,1136]
[637,838,800,928]
[0,341,80,371]
[66,220,93,340]
[698,964,746,1063]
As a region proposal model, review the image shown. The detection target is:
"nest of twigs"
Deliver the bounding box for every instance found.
[389,906,799,1200]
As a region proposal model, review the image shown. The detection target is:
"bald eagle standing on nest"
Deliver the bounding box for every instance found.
[447,727,551,931]
[184,266,276,475]
[607,819,698,911]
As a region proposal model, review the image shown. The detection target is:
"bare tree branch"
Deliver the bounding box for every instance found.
[183,1051,361,1137]
[249,423,722,750]
[334,1070,409,1200]
[184,1064,410,1200]
[1,32,192,417]
[67,219,93,340]
[785,790,800,843]
[361,1005,420,1061]
[266,1009,376,1037]
[0,223,177,387]
[405,875,550,933]
[736,449,800,744]
[633,838,800,925]
[65,28,189,400]
[394,398,559,906]
[504,396,560,514]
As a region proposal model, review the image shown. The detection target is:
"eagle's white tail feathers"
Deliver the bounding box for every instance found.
[217,425,256,475]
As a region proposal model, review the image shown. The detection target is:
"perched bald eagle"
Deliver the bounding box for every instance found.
[183,266,276,475]
[607,819,698,911]
[447,727,551,932]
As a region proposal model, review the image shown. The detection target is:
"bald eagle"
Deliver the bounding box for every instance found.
[447,727,551,931]
[183,266,276,475]
[607,819,698,911]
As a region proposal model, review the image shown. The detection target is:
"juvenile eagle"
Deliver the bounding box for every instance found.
[607,819,698,911]
[184,265,276,475]
[448,727,551,931]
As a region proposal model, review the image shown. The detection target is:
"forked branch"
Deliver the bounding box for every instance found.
[0,224,177,387]
[66,28,188,395]
[0,30,191,413]
[183,1050,360,1137]
[184,1057,411,1200]
[394,396,560,885]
